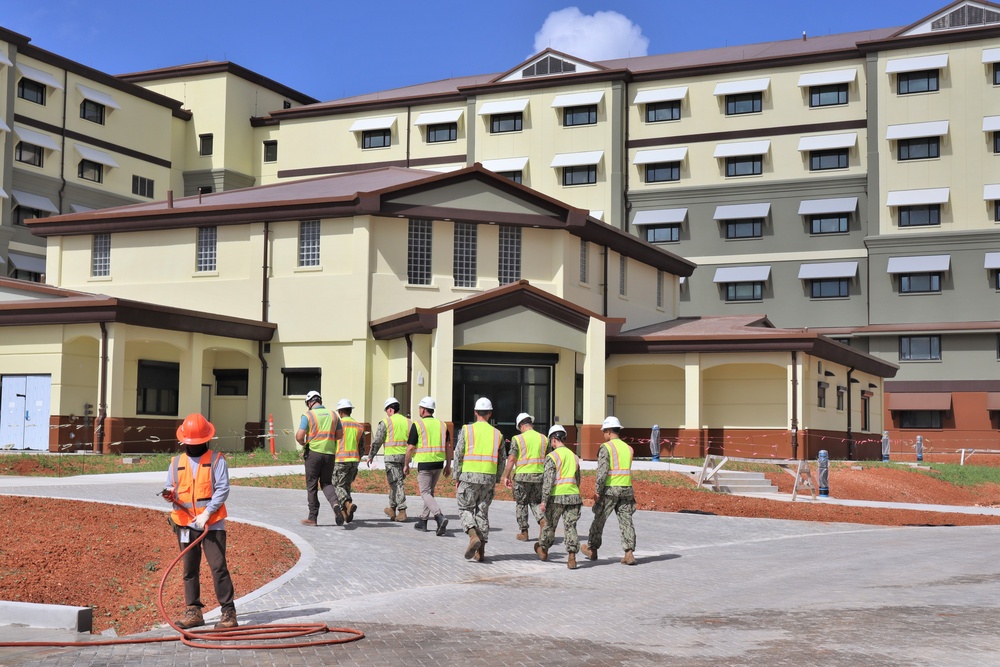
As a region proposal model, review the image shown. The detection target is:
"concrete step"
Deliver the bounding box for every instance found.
[701,470,778,494]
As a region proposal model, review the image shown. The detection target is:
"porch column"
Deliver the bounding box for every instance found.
[100,322,128,453]
[680,352,705,458]
[578,317,606,460]
[178,334,206,417]
[430,310,454,425]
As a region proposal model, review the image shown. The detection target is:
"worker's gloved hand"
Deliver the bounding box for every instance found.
[192,510,211,531]
[161,488,175,503]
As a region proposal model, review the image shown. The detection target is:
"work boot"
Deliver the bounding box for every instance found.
[581,543,598,561]
[464,529,482,559]
[534,543,548,561]
[333,504,345,526]
[346,501,357,523]
[516,529,529,541]
[435,513,449,536]
[414,518,427,531]
[175,605,204,629]
[567,553,577,570]
[300,518,317,526]
[383,506,397,521]
[621,550,636,566]
[395,509,408,522]
[474,544,486,562]
[214,608,238,629]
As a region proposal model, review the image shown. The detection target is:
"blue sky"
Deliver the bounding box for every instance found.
[5,1,949,102]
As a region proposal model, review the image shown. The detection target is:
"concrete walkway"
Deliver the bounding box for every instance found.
[3,462,1000,665]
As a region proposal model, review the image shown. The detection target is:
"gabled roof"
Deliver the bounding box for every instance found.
[118,60,319,105]
[891,0,1000,37]
[491,48,606,83]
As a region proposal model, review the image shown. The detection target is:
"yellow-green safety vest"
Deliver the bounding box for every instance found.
[306,408,340,455]
[548,447,579,496]
[603,438,633,487]
[413,417,446,463]
[461,421,501,475]
[383,413,410,456]
[513,429,546,475]
[337,416,363,462]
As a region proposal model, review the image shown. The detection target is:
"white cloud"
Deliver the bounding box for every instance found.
[533,8,649,61]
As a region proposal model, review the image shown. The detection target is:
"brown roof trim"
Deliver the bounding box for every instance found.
[628,47,869,83]
[118,61,319,105]
[852,321,1000,334]
[15,114,172,169]
[458,68,631,97]
[267,92,468,122]
[487,48,609,84]
[859,23,1000,52]
[277,154,466,180]
[627,119,867,150]
[886,379,1000,393]
[0,27,30,47]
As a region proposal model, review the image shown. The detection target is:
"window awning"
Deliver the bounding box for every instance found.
[348,116,397,132]
[480,156,528,172]
[797,133,857,151]
[632,86,688,104]
[887,393,952,411]
[589,210,604,221]
[551,91,604,108]
[633,208,688,225]
[478,99,529,115]
[713,140,770,158]
[886,120,949,140]
[76,83,121,110]
[0,117,9,133]
[798,197,858,215]
[11,190,59,213]
[550,150,603,168]
[886,53,948,74]
[797,261,858,279]
[985,252,1000,269]
[16,63,64,90]
[7,252,46,274]
[0,50,11,68]
[632,147,687,165]
[713,78,770,96]
[982,47,1000,64]
[713,203,770,220]
[70,203,95,214]
[74,144,119,168]
[886,255,950,274]
[13,125,61,152]
[987,393,1000,410]
[886,188,949,207]
[713,265,771,283]
[984,184,1000,201]
[413,109,463,126]
[983,116,1000,132]
[0,187,7,199]
[797,68,858,87]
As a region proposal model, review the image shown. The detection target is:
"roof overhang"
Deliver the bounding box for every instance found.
[887,393,952,411]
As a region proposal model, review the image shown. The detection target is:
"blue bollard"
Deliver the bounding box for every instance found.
[915,435,923,462]
[650,425,660,462]
[818,450,829,497]
[882,431,890,462]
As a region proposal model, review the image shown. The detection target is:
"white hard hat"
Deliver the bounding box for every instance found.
[475,397,493,411]
[602,416,623,430]
[336,398,354,411]
[548,424,567,438]
[515,412,533,427]
[305,390,322,404]
[418,396,436,410]
[384,397,400,410]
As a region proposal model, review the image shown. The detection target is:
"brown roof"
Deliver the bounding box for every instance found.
[118,60,320,105]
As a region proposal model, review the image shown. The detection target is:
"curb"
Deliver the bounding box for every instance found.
[0,601,92,632]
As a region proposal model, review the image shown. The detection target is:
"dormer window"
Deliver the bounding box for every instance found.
[522,56,576,78]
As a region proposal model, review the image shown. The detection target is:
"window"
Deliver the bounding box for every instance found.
[91,234,110,277]
[363,129,391,149]
[80,100,105,125]
[14,207,48,226]
[15,142,43,167]
[862,396,871,431]
[562,165,596,186]
[809,84,848,107]
[725,282,763,301]
[897,70,939,94]
[725,218,763,239]
[645,162,680,183]
[811,214,848,234]
[811,278,849,298]
[645,224,680,243]
[283,100,292,109]
[498,225,521,285]
[996,200,1000,223]
[995,63,1000,86]
[136,360,179,416]
[427,123,457,143]
[490,113,522,133]
[579,240,589,283]
[810,149,848,171]
[17,78,45,105]
[619,256,627,296]
[899,411,942,429]
[408,219,432,285]
[656,270,663,308]
[263,140,278,162]
[198,185,213,195]
[646,101,680,123]
[900,335,941,360]
[523,55,575,77]
[197,226,217,272]
[563,105,597,126]
[726,155,762,177]
[900,272,941,293]
[78,159,103,183]
[282,367,321,397]
[899,205,941,227]
[817,382,827,408]
[453,222,477,288]
[898,137,940,160]
[298,220,320,267]
[132,175,154,199]
[214,369,248,396]
[836,387,846,411]
[726,93,762,115]
[497,171,522,184]
[994,132,1000,154]
[199,134,214,156]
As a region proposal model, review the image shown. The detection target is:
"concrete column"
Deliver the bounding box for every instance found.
[683,352,702,429]
[579,317,606,459]
[178,333,204,417]
[430,310,454,424]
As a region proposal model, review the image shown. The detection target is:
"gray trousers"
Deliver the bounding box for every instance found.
[417,468,443,519]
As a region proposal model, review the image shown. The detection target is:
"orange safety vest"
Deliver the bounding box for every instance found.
[169,451,228,527]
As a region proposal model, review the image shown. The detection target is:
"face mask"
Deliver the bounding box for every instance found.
[184,443,209,458]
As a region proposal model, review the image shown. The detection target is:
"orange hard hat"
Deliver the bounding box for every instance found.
[176,413,215,445]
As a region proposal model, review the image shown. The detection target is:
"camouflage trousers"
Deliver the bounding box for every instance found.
[384,460,407,511]
[457,481,495,543]
[513,479,544,531]
[332,462,359,507]
[587,492,636,552]
[538,503,581,554]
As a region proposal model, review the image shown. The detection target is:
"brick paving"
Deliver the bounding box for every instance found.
[2,470,1000,665]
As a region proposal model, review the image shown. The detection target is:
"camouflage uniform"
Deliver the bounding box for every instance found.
[538,447,582,554]
[454,424,505,544]
[331,462,359,508]
[509,436,547,532]
[369,420,407,512]
[587,442,636,552]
